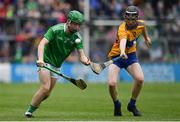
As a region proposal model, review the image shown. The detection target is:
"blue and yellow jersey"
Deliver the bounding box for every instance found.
[108,20,146,58]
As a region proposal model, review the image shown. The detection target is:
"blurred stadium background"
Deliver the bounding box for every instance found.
[0,0,180,121]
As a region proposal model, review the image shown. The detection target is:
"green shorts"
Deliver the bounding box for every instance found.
[38,63,60,79]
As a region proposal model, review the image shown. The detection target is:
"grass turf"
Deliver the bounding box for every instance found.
[0,82,180,121]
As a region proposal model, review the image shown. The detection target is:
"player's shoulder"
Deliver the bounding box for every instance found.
[137,20,146,26]
[119,21,125,27]
[118,21,126,30]
[50,23,65,32]
[74,32,82,40]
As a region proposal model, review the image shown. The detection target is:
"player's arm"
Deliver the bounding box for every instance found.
[117,24,128,59]
[119,38,128,59]
[37,38,49,67]
[142,25,151,48]
[77,49,90,66]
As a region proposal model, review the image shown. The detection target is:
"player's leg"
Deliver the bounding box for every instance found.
[25,68,57,117]
[31,74,57,106]
[126,62,144,116]
[108,64,122,116]
[41,77,57,101]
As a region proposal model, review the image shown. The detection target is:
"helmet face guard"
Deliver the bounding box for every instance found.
[124,6,139,21]
[67,21,81,33]
[124,12,138,21]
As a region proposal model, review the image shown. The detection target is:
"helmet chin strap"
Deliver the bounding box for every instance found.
[68,20,71,24]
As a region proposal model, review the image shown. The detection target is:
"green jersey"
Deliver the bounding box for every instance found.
[43,23,83,67]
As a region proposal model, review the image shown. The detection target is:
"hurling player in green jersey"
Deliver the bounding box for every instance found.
[25,10,90,118]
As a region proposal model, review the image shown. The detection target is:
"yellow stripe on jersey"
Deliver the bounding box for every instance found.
[108,20,145,58]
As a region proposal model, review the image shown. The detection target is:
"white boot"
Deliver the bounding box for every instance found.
[25,111,33,118]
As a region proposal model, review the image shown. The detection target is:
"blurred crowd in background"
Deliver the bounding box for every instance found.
[0,0,180,63]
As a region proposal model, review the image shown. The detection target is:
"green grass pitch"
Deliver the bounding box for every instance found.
[0,82,180,121]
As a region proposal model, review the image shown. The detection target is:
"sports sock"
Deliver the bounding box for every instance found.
[114,100,121,108]
[26,104,38,113]
[128,98,136,106]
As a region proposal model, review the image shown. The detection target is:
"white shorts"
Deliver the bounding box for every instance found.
[38,63,60,79]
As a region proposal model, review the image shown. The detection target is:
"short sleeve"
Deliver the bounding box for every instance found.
[75,33,83,49]
[44,28,55,42]
[75,39,83,49]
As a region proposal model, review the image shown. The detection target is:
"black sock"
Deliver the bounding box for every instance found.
[128,98,136,106]
[114,100,121,108]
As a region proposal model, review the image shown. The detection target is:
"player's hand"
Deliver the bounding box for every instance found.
[145,37,152,48]
[80,56,90,66]
[120,52,128,59]
[36,60,44,67]
[84,57,91,66]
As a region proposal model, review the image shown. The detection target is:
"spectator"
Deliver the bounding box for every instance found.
[16,0,27,17]
[26,0,40,18]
